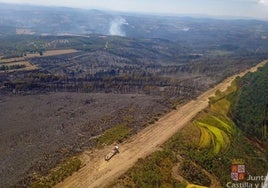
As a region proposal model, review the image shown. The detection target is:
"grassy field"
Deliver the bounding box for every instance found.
[195,80,238,154]
[195,116,234,154]
[98,124,130,146]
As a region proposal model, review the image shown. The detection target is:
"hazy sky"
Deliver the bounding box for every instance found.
[1,0,268,20]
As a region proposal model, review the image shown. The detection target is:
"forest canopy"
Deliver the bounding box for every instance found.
[230,63,268,140]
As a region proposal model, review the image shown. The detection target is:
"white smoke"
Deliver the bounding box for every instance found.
[109,17,128,37]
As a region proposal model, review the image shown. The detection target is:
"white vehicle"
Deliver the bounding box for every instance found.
[105,146,120,161]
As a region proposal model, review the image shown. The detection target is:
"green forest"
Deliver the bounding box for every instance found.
[230,63,268,140]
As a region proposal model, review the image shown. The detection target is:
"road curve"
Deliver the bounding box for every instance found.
[55,60,267,188]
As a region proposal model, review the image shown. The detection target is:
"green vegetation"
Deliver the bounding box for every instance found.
[195,116,234,154]
[112,124,210,187]
[98,124,130,145]
[195,79,238,155]
[184,132,267,185]
[1,9,268,188]
[230,63,268,140]
[31,157,81,188]
[113,149,186,188]
[189,70,267,183]
[180,160,211,186]
[112,64,268,187]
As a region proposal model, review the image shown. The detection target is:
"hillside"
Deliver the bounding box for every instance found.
[1,3,268,187]
[42,62,265,188]
[230,64,268,141]
[111,62,268,188]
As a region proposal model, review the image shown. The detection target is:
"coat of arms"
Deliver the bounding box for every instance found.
[231,159,246,181]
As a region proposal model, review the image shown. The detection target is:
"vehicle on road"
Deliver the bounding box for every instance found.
[105,146,120,161]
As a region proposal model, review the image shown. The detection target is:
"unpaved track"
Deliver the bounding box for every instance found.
[55,61,267,188]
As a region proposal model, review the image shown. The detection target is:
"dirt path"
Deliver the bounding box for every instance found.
[55,61,267,188]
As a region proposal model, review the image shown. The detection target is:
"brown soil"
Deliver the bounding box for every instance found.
[0,49,78,63]
[0,61,37,72]
[54,61,267,188]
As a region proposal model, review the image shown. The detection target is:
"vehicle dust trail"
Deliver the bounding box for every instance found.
[55,60,267,188]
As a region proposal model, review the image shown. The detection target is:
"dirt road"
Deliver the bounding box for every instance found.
[55,61,267,188]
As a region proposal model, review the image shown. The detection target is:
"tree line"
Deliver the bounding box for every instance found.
[229,63,268,140]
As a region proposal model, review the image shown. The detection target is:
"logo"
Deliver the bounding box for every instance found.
[231,159,246,181]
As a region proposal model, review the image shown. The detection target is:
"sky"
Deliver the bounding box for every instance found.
[0,0,268,20]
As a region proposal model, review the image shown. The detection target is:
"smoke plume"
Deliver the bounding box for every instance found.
[109,17,128,36]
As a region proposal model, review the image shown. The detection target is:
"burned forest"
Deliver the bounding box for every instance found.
[1,4,268,187]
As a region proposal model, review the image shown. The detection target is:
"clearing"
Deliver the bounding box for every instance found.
[55,60,267,188]
[27,49,78,57]
[0,49,78,72]
[0,49,78,63]
[0,61,37,72]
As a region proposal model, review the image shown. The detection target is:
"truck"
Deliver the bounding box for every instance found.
[105,146,119,161]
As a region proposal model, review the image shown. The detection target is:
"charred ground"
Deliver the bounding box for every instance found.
[1,5,268,187]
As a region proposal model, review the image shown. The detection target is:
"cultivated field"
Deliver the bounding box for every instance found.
[0,61,37,72]
[0,49,78,73]
[28,49,78,57]
[0,49,78,63]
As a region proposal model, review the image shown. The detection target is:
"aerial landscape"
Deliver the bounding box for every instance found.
[0,0,267,188]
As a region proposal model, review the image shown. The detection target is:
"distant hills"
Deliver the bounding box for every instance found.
[1,3,268,42]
